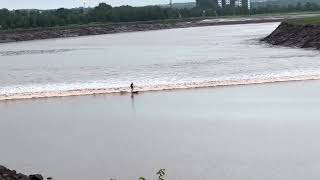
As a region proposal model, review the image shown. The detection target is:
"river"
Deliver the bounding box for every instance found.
[0,22,320,99]
[1,22,320,180]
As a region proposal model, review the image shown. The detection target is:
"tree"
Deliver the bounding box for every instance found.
[89,3,112,22]
[196,0,219,9]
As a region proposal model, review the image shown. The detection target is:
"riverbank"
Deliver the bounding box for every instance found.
[4,11,320,44]
[0,166,43,180]
[0,17,284,43]
[1,12,320,43]
[262,17,320,49]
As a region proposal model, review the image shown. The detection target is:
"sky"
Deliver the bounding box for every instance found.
[1,0,194,10]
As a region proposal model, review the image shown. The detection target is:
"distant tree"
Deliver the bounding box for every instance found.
[189,7,203,17]
[89,3,112,22]
[1,1,320,30]
[296,2,303,11]
[196,0,219,9]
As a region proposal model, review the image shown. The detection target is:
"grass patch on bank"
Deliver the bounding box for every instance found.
[287,16,320,25]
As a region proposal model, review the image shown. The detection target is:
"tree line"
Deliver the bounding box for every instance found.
[0,1,319,30]
[251,2,320,14]
[0,4,195,29]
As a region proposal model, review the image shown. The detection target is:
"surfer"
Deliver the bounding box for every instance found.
[130,82,134,93]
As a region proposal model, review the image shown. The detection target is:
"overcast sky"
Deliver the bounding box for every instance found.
[1,0,194,10]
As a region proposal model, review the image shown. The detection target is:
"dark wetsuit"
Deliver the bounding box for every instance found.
[130,83,134,92]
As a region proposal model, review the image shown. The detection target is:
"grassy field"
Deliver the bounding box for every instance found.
[287,16,320,25]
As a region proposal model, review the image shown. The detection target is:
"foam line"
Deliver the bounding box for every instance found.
[1,74,320,101]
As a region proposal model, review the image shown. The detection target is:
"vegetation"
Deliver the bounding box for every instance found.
[250,1,320,14]
[1,1,320,30]
[287,16,320,25]
[196,0,320,15]
[252,0,320,7]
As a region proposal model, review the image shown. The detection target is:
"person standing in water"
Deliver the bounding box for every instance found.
[130,82,134,93]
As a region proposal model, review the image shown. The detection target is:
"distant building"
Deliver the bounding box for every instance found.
[160,2,196,9]
[218,0,229,8]
[237,0,251,10]
[218,0,250,9]
[218,0,222,7]
[235,0,242,7]
[197,0,250,10]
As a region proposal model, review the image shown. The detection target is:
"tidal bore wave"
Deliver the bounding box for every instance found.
[1,74,320,101]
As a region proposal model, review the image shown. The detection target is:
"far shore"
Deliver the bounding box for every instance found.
[0,18,281,43]
[0,13,319,43]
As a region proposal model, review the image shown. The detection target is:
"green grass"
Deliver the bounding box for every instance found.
[287,16,320,25]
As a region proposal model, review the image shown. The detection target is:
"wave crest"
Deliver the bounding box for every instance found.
[1,74,320,101]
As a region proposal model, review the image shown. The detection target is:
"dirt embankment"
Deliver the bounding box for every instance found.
[262,22,320,49]
[0,165,45,180]
[0,18,282,43]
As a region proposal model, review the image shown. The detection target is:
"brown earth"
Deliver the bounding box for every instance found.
[262,22,320,49]
[0,165,45,180]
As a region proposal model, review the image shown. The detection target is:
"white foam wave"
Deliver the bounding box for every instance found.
[0,49,76,56]
[1,73,320,101]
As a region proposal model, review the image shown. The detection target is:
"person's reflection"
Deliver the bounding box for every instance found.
[131,93,136,114]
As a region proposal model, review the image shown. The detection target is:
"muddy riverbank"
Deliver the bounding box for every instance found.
[0,18,282,43]
[0,165,44,180]
[262,21,320,49]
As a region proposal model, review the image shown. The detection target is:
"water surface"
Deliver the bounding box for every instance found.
[1,80,320,180]
[2,23,320,180]
[1,22,320,99]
